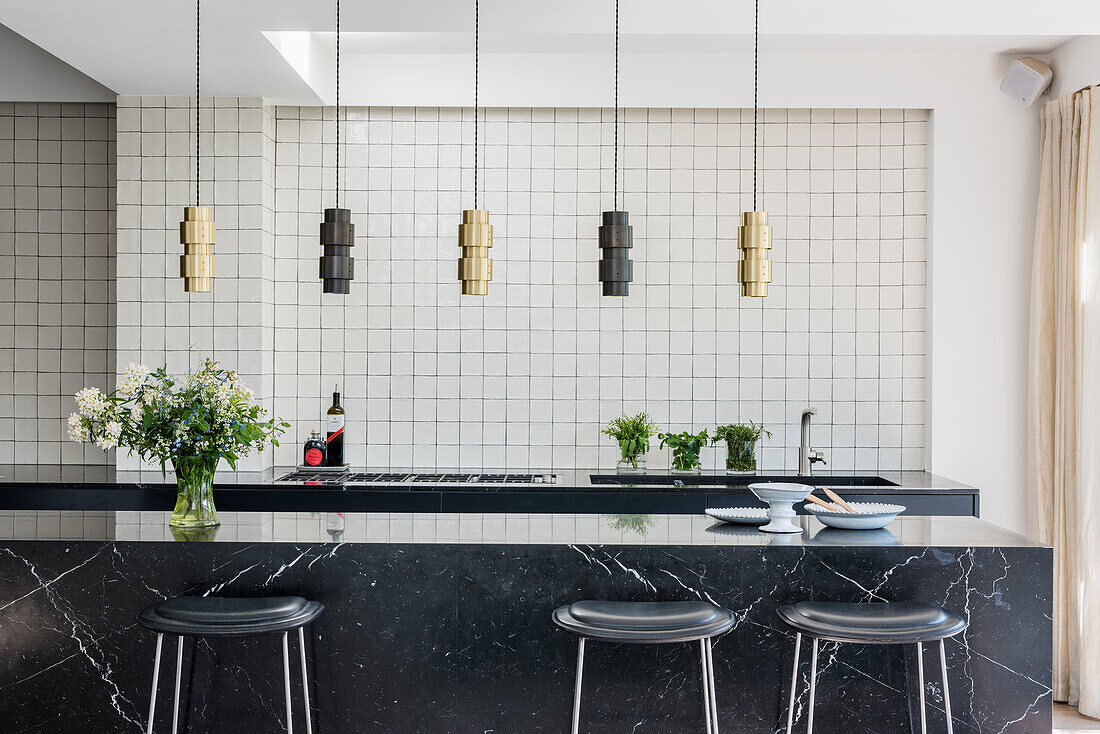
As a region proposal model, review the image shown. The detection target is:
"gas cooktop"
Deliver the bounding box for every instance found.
[277,471,558,485]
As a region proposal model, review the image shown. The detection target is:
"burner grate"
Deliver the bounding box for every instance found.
[349,473,412,483]
[276,471,557,485]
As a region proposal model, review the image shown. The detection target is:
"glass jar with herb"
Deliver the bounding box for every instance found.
[714,421,771,474]
[657,428,710,474]
[602,413,658,473]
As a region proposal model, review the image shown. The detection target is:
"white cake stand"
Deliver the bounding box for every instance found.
[749,482,814,534]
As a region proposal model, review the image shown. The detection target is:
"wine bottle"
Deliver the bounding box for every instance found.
[326,384,345,466]
[303,429,327,467]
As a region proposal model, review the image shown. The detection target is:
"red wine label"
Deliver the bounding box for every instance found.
[305,448,324,466]
[327,414,345,433]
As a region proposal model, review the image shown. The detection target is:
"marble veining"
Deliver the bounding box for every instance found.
[0,518,1050,733]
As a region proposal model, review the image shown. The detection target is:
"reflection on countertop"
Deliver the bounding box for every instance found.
[0,510,1043,547]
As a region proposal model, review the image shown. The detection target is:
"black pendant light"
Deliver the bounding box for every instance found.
[180,0,214,293]
[320,0,354,294]
[598,0,632,297]
[458,0,493,296]
[737,0,772,297]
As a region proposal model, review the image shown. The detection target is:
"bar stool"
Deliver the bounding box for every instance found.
[138,596,324,734]
[553,600,735,734]
[777,601,967,734]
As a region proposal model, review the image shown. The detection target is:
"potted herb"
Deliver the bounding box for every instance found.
[658,428,710,474]
[714,421,772,474]
[602,412,658,473]
[68,358,289,528]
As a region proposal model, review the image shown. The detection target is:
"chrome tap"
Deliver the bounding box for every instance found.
[799,408,827,476]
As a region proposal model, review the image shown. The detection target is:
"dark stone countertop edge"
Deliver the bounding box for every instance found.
[0,466,978,494]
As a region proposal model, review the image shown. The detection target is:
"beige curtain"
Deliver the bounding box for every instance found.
[1029,88,1100,715]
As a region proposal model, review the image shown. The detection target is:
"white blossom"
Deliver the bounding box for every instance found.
[75,387,107,419]
[96,420,122,450]
[67,414,90,442]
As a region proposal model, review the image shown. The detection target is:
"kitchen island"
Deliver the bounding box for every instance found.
[0,464,980,516]
[0,510,1048,733]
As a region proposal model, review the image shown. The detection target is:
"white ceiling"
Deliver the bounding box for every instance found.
[0,0,1097,104]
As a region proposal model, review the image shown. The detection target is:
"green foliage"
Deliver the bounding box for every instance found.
[714,421,771,472]
[657,428,710,471]
[607,514,656,535]
[68,357,290,474]
[602,413,658,468]
[713,421,772,444]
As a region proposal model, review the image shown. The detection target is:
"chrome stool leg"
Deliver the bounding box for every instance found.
[939,639,954,734]
[282,631,294,734]
[785,633,802,734]
[916,642,927,734]
[171,636,184,734]
[571,638,585,734]
[298,627,313,734]
[705,638,719,734]
[146,632,164,734]
[700,640,712,734]
[807,638,819,734]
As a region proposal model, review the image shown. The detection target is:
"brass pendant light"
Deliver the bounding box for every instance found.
[180,0,214,293]
[458,0,492,296]
[319,0,355,294]
[599,0,632,297]
[738,0,772,298]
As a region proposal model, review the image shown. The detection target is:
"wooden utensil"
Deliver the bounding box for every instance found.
[804,493,843,513]
[821,487,856,513]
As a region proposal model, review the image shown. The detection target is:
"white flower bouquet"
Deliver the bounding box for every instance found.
[69,358,288,527]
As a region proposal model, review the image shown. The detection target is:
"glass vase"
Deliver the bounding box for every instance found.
[616,439,647,474]
[725,439,759,474]
[670,453,702,474]
[170,455,221,528]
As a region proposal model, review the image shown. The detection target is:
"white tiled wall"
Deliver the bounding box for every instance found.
[0,102,116,464]
[114,96,277,471]
[37,99,926,472]
[270,106,927,472]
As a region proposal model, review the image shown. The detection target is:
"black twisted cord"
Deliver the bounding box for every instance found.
[614,0,619,211]
[474,0,479,210]
[336,0,341,209]
[195,0,200,207]
[753,0,759,211]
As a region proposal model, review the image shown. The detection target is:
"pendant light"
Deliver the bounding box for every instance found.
[320,0,355,294]
[180,0,214,293]
[598,0,632,297]
[458,0,492,296]
[738,0,772,298]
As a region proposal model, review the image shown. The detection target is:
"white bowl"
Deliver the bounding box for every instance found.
[748,482,814,503]
[805,502,905,530]
[748,483,814,534]
[705,507,769,526]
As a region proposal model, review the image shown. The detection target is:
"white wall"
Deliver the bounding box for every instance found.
[1049,36,1100,98]
[0,102,117,464]
[0,24,114,102]
[338,50,1039,530]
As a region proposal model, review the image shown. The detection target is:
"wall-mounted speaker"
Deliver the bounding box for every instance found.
[1000,57,1053,107]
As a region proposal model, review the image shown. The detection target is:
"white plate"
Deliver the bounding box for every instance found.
[805,502,905,530]
[705,507,769,526]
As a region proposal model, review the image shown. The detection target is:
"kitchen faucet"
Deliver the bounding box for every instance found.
[799,408,827,476]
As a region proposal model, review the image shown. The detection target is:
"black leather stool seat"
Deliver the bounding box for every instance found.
[553,600,735,643]
[777,601,967,644]
[138,596,324,637]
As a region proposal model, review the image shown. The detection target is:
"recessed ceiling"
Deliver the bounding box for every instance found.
[0,0,1096,104]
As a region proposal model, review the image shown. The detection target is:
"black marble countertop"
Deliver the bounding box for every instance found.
[0,465,980,516]
[0,510,1041,547]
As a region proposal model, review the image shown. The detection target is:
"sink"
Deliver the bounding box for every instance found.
[590,474,898,487]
